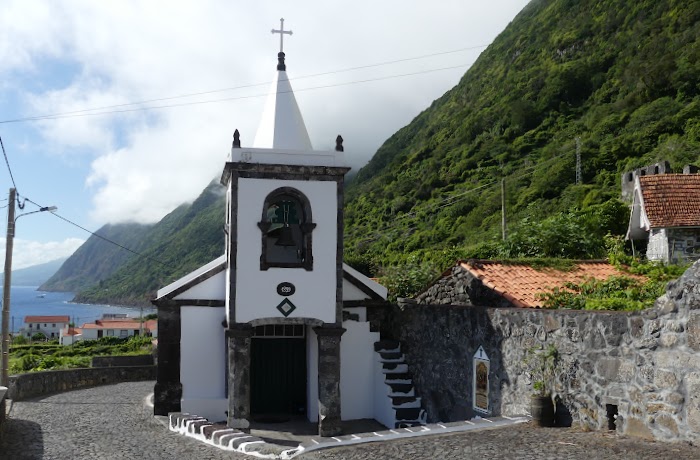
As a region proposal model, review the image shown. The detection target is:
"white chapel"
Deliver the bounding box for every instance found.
[151,21,423,437]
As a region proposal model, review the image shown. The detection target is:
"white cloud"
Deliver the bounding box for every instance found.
[0,237,85,270]
[3,0,531,225]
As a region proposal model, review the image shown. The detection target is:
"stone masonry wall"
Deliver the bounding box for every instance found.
[385,261,700,443]
[8,366,156,401]
[415,265,512,307]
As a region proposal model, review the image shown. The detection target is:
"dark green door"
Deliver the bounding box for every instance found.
[251,338,306,415]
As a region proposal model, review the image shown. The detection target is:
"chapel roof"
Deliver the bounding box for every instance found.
[639,174,700,228]
[24,315,70,323]
[252,52,313,151]
[459,260,635,308]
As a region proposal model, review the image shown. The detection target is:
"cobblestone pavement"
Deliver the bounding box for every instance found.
[300,423,700,460]
[0,381,244,460]
[2,381,700,460]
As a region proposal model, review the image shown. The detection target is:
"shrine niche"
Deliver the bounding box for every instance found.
[473,346,490,414]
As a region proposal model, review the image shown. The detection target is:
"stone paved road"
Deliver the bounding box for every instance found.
[300,423,700,460]
[2,381,700,460]
[0,381,243,460]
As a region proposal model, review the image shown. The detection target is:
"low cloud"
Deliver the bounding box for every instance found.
[0,237,85,270]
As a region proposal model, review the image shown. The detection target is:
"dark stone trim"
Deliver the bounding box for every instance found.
[228,172,238,324]
[227,324,253,429]
[158,261,226,300]
[247,317,324,327]
[313,326,345,436]
[223,162,350,182]
[151,299,225,308]
[154,306,182,415]
[343,300,389,308]
[335,178,345,325]
[343,269,384,301]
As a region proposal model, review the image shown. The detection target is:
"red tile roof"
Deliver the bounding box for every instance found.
[640,174,700,228]
[62,327,82,336]
[24,315,70,324]
[461,260,638,308]
[81,319,153,331]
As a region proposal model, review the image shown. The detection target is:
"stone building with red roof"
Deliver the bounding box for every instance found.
[627,168,700,263]
[415,260,635,308]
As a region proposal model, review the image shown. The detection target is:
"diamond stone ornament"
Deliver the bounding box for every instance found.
[276,298,297,317]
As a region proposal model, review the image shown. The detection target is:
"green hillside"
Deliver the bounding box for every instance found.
[344,0,700,273]
[47,0,700,305]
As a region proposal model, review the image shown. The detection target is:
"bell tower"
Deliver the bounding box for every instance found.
[220,19,350,436]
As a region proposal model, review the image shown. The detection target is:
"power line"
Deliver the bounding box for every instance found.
[0,44,487,124]
[0,64,471,124]
[21,196,168,268]
[0,135,18,190]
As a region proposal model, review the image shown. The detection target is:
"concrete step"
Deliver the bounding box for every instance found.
[395,407,423,421]
[378,351,403,361]
[374,340,400,352]
[391,396,421,408]
[382,363,409,374]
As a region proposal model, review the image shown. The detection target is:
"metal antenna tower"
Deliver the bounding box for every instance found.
[575,137,582,185]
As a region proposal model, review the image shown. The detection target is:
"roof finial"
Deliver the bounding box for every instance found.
[335,135,344,152]
[232,129,241,148]
[271,18,292,71]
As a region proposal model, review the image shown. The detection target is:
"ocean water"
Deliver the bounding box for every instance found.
[0,286,155,333]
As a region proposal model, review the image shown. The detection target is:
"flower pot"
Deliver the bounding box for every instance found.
[530,395,555,427]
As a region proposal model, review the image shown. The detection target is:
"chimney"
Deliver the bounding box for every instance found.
[683,165,699,174]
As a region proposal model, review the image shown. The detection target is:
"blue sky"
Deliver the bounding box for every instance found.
[0,0,529,269]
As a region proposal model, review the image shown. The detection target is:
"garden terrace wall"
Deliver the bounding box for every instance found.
[8,366,156,401]
[386,261,700,443]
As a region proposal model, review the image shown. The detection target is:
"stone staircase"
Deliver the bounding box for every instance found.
[373,339,427,429]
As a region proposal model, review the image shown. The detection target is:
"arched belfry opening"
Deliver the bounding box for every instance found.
[258,187,316,270]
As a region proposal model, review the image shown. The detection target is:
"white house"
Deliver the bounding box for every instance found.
[59,327,82,345]
[20,315,70,340]
[152,36,425,437]
[78,319,157,341]
[626,171,700,263]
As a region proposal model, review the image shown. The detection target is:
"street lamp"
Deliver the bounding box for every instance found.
[1,188,57,393]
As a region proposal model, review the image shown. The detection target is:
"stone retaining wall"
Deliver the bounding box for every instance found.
[386,262,700,443]
[8,366,156,401]
[91,355,154,367]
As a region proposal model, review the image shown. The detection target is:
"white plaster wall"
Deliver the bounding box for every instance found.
[647,228,669,262]
[236,178,338,323]
[174,270,226,300]
[341,320,380,420]
[81,329,98,340]
[343,280,371,301]
[180,307,227,422]
[344,307,367,322]
[307,326,319,422]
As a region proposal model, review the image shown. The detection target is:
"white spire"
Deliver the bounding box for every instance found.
[253,63,313,151]
[253,19,312,151]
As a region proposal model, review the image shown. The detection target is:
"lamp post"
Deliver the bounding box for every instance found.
[1,187,57,398]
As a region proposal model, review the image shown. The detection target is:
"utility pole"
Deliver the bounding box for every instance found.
[501,178,507,241]
[1,187,15,421]
[575,137,582,185]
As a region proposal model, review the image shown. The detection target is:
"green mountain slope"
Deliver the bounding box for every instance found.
[40,224,152,292]
[72,182,226,306]
[344,0,700,270]
[44,0,700,305]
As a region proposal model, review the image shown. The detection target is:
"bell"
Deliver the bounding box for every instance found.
[275,225,296,246]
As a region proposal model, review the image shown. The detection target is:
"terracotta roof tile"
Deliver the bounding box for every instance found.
[24,315,70,323]
[460,260,636,308]
[640,174,700,228]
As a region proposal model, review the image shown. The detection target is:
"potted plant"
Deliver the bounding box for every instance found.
[525,344,559,427]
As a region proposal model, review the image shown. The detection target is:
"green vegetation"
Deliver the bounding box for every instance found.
[538,254,689,311]
[8,336,153,374]
[43,0,699,308]
[345,0,700,278]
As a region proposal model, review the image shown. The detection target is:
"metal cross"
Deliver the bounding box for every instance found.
[271,18,293,53]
